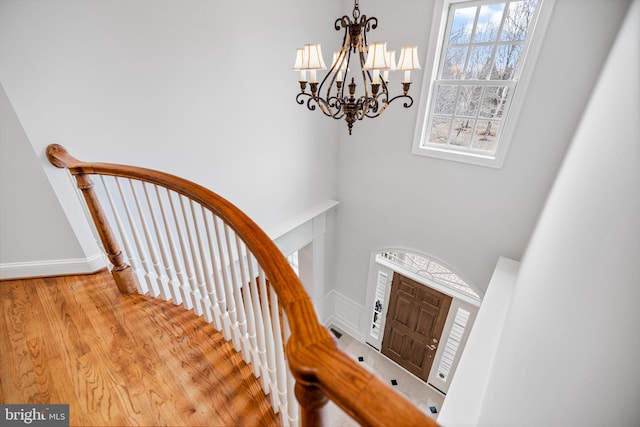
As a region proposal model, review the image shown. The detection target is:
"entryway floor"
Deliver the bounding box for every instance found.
[326,326,445,427]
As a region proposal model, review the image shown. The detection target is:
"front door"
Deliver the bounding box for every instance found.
[381,273,452,381]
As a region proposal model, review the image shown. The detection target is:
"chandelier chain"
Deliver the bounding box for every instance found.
[353,0,360,19]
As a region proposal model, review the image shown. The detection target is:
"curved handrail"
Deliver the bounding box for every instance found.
[46,144,439,427]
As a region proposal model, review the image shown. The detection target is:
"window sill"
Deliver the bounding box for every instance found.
[411,144,506,169]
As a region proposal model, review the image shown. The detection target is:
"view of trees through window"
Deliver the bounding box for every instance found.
[426,0,539,154]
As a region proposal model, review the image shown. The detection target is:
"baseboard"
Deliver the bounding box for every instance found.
[0,253,106,280]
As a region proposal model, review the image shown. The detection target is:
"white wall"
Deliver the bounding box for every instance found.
[0,0,340,275]
[332,0,631,313]
[0,83,88,274]
[474,0,640,424]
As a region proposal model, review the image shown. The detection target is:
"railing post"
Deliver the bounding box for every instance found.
[74,173,137,294]
[295,381,328,427]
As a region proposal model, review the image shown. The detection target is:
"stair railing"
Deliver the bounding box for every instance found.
[46,144,439,427]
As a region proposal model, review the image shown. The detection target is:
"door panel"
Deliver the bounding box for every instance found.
[382,273,452,380]
[391,293,414,327]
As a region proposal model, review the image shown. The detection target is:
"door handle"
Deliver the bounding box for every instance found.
[426,344,437,351]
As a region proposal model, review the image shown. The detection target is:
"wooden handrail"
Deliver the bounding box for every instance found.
[46,144,439,427]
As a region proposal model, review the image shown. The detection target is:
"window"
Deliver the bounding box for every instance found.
[412,0,555,168]
[377,250,481,300]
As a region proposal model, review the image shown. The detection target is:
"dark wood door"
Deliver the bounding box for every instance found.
[381,273,452,381]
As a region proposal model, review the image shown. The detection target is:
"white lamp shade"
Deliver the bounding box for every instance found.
[397,46,421,70]
[385,50,397,71]
[292,48,305,70]
[363,42,389,70]
[302,44,327,70]
[332,51,348,71]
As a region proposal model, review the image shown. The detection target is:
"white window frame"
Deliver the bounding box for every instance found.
[412,0,556,168]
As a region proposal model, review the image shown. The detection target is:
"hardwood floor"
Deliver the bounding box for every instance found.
[0,270,281,426]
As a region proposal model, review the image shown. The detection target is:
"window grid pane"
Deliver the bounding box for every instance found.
[428,80,514,153]
[424,0,538,155]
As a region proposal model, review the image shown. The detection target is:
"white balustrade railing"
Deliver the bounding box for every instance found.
[89,174,299,427]
[48,144,440,427]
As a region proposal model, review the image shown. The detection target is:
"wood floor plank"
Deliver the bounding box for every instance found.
[1,271,281,426]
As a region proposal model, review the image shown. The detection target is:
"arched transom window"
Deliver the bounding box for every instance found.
[377,250,481,300]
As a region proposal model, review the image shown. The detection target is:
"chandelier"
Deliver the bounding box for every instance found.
[293,0,421,135]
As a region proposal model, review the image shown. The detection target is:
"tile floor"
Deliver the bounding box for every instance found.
[325,326,445,426]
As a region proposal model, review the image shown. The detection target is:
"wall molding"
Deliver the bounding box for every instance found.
[323,290,366,341]
[0,253,106,280]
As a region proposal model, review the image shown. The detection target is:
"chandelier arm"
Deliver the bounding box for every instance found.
[335,16,351,31]
[327,97,347,119]
[356,45,372,100]
[364,94,414,118]
[327,95,345,114]
[322,22,351,103]
[367,96,380,115]
[339,45,353,100]
[297,91,349,120]
[380,78,390,95]
[296,92,310,106]
[365,102,389,118]
[321,72,338,103]
[373,91,390,107]
[355,97,370,120]
[386,94,415,109]
[308,96,345,119]
[365,16,378,33]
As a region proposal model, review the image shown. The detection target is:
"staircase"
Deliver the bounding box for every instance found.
[46,144,439,427]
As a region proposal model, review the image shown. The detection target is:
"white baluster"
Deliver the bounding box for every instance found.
[98,176,144,293]
[168,193,196,311]
[259,268,280,413]
[155,187,185,306]
[185,200,213,320]
[190,205,219,326]
[141,182,174,300]
[115,178,156,295]
[214,217,238,345]
[247,253,269,388]
[203,210,227,335]
[224,224,249,353]
[127,179,164,297]
[179,197,204,316]
[235,237,258,365]
[270,287,290,423]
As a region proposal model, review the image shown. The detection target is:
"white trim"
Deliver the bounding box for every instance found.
[377,256,481,307]
[364,260,394,350]
[412,0,556,168]
[0,253,106,280]
[267,200,339,242]
[324,290,366,342]
[427,298,478,395]
[270,200,338,322]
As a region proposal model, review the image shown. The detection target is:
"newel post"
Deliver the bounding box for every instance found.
[73,174,137,294]
[46,144,136,295]
[295,381,328,427]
